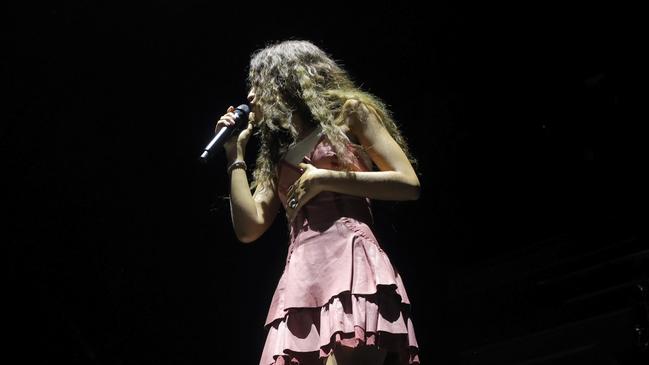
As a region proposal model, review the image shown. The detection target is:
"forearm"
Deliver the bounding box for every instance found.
[227,159,262,243]
[319,170,420,201]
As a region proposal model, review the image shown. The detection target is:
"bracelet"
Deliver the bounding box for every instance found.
[227,160,247,174]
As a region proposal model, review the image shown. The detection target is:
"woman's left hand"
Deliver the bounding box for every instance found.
[286,162,328,223]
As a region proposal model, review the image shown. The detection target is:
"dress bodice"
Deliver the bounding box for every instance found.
[277,133,374,243]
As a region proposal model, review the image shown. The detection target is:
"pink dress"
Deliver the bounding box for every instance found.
[260,133,420,365]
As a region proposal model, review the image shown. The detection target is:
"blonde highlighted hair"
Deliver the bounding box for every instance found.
[247,40,418,193]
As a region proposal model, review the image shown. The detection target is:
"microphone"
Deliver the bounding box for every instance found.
[200,104,250,162]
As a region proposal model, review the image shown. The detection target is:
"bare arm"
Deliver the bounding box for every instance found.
[284,99,420,222]
[217,104,281,244]
[318,99,420,200]
[228,166,281,243]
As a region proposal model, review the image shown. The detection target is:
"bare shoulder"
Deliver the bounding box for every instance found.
[340,99,364,128]
[339,99,419,191]
[329,100,355,144]
[340,99,385,142]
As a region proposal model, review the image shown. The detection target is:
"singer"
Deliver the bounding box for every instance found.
[215,40,421,365]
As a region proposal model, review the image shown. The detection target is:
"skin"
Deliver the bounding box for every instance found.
[214,89,418,364]
[215,90,420,240]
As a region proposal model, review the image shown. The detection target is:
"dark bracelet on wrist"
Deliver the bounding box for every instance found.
[227,160,247,175]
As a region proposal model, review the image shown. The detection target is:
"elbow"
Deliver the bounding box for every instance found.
[237,235,255,244]
[408,182,421,201]
[402,173,421,201]
[234,228,260,244]
[233,215,271,244]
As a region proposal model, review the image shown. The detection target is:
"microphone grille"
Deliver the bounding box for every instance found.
[236,104,250,114]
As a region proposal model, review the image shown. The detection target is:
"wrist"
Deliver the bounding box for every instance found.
[227,160,247,175]
[315,169,336,192]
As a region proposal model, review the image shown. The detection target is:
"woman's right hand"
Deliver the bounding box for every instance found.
[215,106,255,161]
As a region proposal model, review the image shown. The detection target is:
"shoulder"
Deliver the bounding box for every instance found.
[340,99,383,139]
[341,99,368,122]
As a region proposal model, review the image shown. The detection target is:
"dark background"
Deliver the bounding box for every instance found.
[5,1,642,364]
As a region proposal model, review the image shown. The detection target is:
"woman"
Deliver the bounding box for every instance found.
[215,40,421,365]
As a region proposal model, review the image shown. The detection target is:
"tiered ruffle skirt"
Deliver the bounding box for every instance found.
[259,217,420,365]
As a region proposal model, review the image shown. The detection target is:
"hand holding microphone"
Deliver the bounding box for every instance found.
[200,104,253,163]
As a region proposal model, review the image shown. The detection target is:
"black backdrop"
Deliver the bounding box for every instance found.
[5,1,641,364]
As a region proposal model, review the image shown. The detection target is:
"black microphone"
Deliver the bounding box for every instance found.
[200,104,250,162]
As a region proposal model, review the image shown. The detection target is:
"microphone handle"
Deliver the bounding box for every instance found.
[199,125,236,162]
[199,104,249,163]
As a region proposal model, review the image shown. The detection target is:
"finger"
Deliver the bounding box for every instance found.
[227,106,235,112]
[218,120,234,129]
[221,115,236,125]
[240,123,253,135]
[297,162,310,169]
[215,120,230,133]
[286,195,295,210]
[239,130,251,141]
[286,203,294,218]
[287,190,299,213]
[240,122,255,136]
[289,200,303,223]
[289,196,302,218]
[219,113,235,122]
[294,188,304,205]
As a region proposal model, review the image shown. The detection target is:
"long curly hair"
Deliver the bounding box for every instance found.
[247,40,418,194]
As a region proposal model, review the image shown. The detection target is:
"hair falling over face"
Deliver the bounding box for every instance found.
[245,40,419,193]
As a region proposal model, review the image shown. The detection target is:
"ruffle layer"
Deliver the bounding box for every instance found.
[260,290,420,365]
[261,216,419,365]
[265,217,412,328]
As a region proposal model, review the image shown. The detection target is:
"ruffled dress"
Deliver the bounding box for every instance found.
[259,132,420,365]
